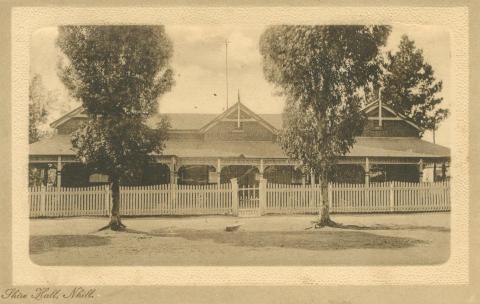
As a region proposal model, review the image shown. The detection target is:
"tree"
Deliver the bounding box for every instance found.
[381,35,449,134]
[29,74,51,144]
[260,25,391,227]
[57,26,174,230]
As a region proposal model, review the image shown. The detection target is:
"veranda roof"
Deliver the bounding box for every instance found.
[30,135,450,159]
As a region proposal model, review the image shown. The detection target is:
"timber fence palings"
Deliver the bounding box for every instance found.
[265,183,321,215]
[119,183,233,216]
[28,181,450,218]
[28,185,107,217]
[329,181,450,213]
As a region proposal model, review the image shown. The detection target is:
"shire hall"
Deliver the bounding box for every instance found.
[29,96,450,188]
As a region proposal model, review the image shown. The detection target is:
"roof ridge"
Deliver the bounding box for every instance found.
[156,112,282,115]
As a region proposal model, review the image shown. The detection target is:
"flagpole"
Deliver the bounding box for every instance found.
[225,39,230,109]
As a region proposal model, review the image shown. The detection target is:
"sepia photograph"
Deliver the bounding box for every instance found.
[2,4,476,303]
[26,22,453,267]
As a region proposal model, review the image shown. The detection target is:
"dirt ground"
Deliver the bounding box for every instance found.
[29,213,450,266]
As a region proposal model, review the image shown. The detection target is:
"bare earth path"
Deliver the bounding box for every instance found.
[29,213,450,266]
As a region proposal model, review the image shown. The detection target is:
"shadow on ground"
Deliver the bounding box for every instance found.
[313,223,450,233]
[150,229,427,251]
[30,235,111,254]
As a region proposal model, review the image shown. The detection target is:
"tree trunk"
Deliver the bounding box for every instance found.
[315,173,336,228]
[99,176,126,231]
[109,177,126,230]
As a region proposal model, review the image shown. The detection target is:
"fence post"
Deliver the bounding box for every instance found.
[230,178,239,216]
[259,178,267,215]
[389,181,395,212]
[40,185,46,217]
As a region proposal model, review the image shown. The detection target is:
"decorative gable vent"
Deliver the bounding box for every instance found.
[363,100,422,132]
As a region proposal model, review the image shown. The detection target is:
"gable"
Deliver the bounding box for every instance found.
[204,120,276,141]
[361,119,420,137]
[366,107,396,118]
[226,110,252,119]
[50,106,86,129]
[200,102,278,135]
[361,101,422,137]
[57,117,88,135]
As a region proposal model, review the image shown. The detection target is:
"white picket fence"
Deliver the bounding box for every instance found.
[329,181,450,213]
[120,183,232,216]
[28,181,450,218]
[265,183,323,214]
[29,184,232,217]
[29,185,110,217]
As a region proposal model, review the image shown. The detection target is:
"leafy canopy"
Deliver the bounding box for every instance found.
[260,25,391,176]
[381,35,448,132]
[57,26,174,181]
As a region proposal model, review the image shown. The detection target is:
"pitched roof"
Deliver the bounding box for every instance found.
[146,112,283,130]
[51,105,283,131]
[29,135,76,155]
[29,134,450,159]
[163,140,286,158]
[49,100,420,132]
[146,113,218,130]
[50,107,87,128]
[349,137,450,158]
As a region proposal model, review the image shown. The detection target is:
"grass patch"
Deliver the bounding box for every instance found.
[150,229,427,251]
[30,235,111,255]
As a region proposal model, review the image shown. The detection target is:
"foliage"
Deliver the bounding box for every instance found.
[260,25,391,177]
[29,74,55,143]
[57,26,174,118]
[72,117,170,183]
[57,25,174,181]
[57,25,174,229]
[381,35,448,132]
[278,100,365,178]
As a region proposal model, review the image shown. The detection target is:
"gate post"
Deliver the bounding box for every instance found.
[259,178,267,215]
[230,178,239,216]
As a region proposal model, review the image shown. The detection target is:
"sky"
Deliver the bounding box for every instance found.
[30,24,451,146]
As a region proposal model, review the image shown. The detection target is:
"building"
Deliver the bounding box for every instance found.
[29,98,450,187]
